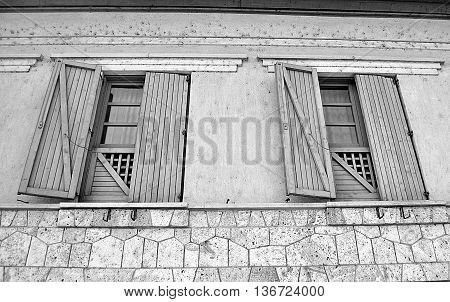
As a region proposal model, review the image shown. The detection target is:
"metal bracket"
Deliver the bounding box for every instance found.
[103,209,111,222]
[400,207,411,219]
[407,130,414,137]
[130,209,137,221]
[423,191,430,200]
[376,207,384,219]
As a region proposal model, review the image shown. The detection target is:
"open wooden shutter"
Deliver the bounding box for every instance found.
[355,74,427,200]
[275,63,335,198]
[129,72,189,202]
[19,60,102,199]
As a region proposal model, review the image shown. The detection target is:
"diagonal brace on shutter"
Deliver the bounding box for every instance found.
[97,153,130,195]
[282,69,330,191]
[59,63,72,190]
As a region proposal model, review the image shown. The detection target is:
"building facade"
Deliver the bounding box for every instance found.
[0,1,449,281]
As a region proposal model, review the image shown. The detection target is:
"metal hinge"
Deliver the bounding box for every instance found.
[407,130,414,137]
[393,77,400,86]
[181,129,187,136]
[423,191,430,200]
[186,75,191,82]
[283,123,288,130]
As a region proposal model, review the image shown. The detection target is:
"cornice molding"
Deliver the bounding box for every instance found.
[0,54,41,72]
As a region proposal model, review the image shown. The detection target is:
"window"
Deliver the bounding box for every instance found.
[275,63,427,201]
[320,79,378,201]
[19,61,190,203]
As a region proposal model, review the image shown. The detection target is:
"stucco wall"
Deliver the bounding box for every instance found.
[0,12,449,205]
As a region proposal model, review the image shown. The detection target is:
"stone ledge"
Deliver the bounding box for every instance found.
[0,54,41,72]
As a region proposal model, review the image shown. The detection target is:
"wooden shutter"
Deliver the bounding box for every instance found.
[19,60,102,199]
[355,74,427,200]
[129,72,189,202]
[275,63,335,198]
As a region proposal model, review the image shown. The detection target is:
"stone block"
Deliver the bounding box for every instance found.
[380,226,400,242]
[219,268,251,282]
[122,236,144,268]
[412,239,436,262]
[85,228,110,243]
[326,208,344,225]
[325,265,356,282]
[173,268,196,282]
[299,266,328,282]
[250,246,286,266]
[1,211,16,226]
[138,228,174,242]
[372,237,396,264]
[189,211,208,227]
[219,211,237,227]
[27,211,44,226]
[174,229,191,244]
[235,211,250,227]
[278,211,295,226]
[69,243,91,267]
[433,235,450,261]
[26,237,47,266]
[215,228,231,239]
[336,231,358,264]
[111,228,137,241]
[199,237,228,267]
[422,262,449,281]
[4,267,50,282]
[37,228,63,244]
[0,228,15,240]
[151,210,173,227]
[249,267,279,282]
[421,224,445,239]
[230,227,269,249]
[262,210,280,226]
[194,268,220,282]
[206,211,222,227]
[143,239,158,267]
[315,226,353,235]
[47,268,84,282]
[191,228,215,244]
[307,209,326,225]
[355,226,380,238]
[57,210,75,227]
[74,210,94,227]
[394,242,414,263]
[63,228,86,243]
[269,227,314,245]
[287,234,338,266]
[157,238,184,268]
[39,211,58,227]
[248,211,265,226]
[89,236,124,268]
[0,232,31,265]
[184,243,199,267]
[228,241,248,267]
[0,267,3,282]
[341,208,364,225]
[45,243,71,267]
[398,225,421,244]
[356,232,375,264]
[355,265,401,281]
[10,211,27,227]
[276,266,300,282]
[85,269,134,282]
[402,264,426,281]
[170,210,189,227]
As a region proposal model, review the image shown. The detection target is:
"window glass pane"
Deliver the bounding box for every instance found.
[110,87,143,104]
[321,88,351,104]
[326,126,358,146]
[105,106,139,123]
[324,107,355,124]
[101,126,137,145]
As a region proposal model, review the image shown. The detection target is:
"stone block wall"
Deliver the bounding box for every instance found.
[0,206,449,282]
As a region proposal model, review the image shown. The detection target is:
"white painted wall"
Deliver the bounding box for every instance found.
[0,12,448,204]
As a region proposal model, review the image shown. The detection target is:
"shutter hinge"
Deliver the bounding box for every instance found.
[393,77,400,86]
[181,129,187,136]
[423,191,430,200]
[186,75,191,82]
[407,130,414,137]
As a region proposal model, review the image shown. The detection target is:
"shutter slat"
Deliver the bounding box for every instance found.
[355,74,426,200]
[130,72,189,203]
[275,63,335,198]
[19,60,102,200]
[59,63,72,190]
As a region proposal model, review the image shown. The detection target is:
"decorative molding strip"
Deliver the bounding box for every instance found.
[258,54,445,75]
[50,53,248,72]
[0,54,41,72]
